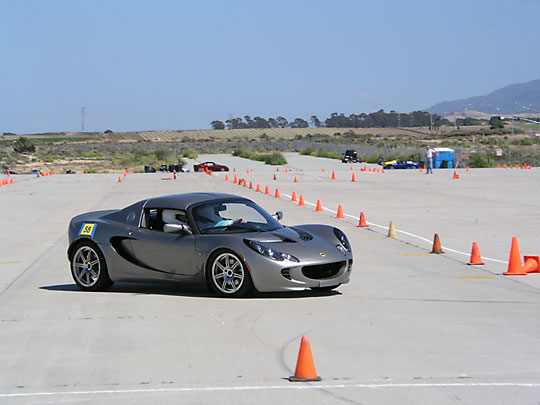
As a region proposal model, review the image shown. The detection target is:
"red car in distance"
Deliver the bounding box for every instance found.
[193,161,229,172]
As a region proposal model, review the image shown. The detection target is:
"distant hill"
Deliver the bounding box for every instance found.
[427,79,540,116]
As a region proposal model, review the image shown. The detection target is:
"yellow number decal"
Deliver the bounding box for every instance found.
[78,223,97,237]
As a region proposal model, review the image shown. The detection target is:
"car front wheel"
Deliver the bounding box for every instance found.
[70,241,113,291]
[206,250,254,297]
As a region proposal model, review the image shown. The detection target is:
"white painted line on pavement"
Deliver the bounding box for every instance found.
[2,381,540,398]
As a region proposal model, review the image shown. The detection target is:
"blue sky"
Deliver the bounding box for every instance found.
[1,0,539,133]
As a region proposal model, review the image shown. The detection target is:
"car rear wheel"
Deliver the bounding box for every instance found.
[70,241,113,291]
[220,167,225,171]
[206,250,254,297]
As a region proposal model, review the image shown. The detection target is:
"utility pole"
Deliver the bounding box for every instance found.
[81,107,86,132]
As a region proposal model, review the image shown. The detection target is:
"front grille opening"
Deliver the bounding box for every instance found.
[281,268,292,280]
[302,261,345,280]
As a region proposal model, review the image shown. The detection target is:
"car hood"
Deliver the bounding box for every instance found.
[243,226,346,261]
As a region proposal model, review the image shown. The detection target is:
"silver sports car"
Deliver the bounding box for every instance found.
[67,193,353,297]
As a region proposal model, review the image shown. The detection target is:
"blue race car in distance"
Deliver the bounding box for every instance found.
[381,159,419,170]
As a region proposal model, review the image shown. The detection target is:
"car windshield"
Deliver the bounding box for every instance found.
[192,200,282,234]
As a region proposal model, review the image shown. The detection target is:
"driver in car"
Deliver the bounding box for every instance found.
[195,204,246,231]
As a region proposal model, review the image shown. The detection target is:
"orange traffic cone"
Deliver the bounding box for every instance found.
[118,176,122,183]
[315,200,323,212]
[503,164,507,168]
[264,186,270,195]
[350,166,353,171]
[294,176,298,183]
[246,169,250,174]
[291,191,297,202]
[466,167,469,172]
[10,177,14,184]
[321,168,325,173]
[467,242,484,265]
[336,205,344,219]
[225,175,229,181]
[431,233,443,254]
[504,237,526,275]
[233,174,238,184]
[351,172,356,182]
[453,170,459,179]
[298,195,306,206]
[276,168,279,172]
[523,256,540,274]
[358,212,367,227]
[273,174,277,180]
[249,181,253,189]
[331,171,336,180]
[285,168,288,173]
[123,172,127,177]
[419,167,423,173]
[84,170,88,174]
[243,180,247,187]
[289,336,321,382]
[497,163,501,168]
[256,184,261,192]
[274,188,280,198]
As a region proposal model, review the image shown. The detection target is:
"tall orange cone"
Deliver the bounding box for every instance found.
[294,176,298,183]
[431,233,443,254]
[249,181,253,189]
[289,336,321,382]
[321,168,325,173]
[331,171,336,180]
[225,174,229,181]
[285,168,288,173]
[358,212,367,227]
[497,163,501,168]
[351,172,356,182]
[10,177,14,184]
[123,171,127,177]
[298,195,306,206]
[291,191,297,202]
[256,184,261,192]
[233,174,238,184]
[274,188,280,198]
[315,200,323,212]
[118,176,122,183]
[336,205,344,219]
[504,237,526,275]
[264,186,270,195]
[467,242,484,265]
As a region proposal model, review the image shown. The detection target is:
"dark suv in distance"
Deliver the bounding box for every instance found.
[342,150,360,163]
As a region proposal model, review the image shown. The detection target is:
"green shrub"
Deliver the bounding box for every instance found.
[232,149,287,165]
[468,153,493,168]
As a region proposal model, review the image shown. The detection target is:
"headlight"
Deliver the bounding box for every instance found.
[336,244,347,255]
[333,228,351,252]
[244,240,299,262]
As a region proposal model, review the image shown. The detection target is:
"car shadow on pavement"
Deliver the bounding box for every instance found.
[40,283,341,299]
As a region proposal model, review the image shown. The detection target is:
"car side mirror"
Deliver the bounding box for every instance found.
[164,224,193,235]
[273,211,283,221]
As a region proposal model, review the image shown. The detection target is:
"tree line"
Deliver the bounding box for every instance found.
[211,110,449,130]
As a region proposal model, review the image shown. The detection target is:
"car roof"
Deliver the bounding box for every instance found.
[144,193,248,210]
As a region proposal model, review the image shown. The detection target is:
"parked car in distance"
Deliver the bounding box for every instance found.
[168,163,185,173]
[381,159,419,170]
[144,165,156,173]
[194,162,229,172]
[341,150,360,163]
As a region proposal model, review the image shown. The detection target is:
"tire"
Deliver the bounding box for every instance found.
[311,284,341,292]
[220,167,225,172]
[206,249,254,298]
[389,166,395,170]
[70,240,113,291]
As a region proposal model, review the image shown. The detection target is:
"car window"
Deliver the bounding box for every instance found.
[193,200,281,234]
[142,208,188,232]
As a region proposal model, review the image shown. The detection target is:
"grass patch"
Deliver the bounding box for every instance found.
[232,149,287,165]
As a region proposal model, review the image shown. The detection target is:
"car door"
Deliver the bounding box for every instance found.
[128,228,197,275]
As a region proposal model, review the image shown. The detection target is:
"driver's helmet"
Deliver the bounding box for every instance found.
[196,204,223,222]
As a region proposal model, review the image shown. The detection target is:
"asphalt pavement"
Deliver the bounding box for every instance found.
[1,153,540,404]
